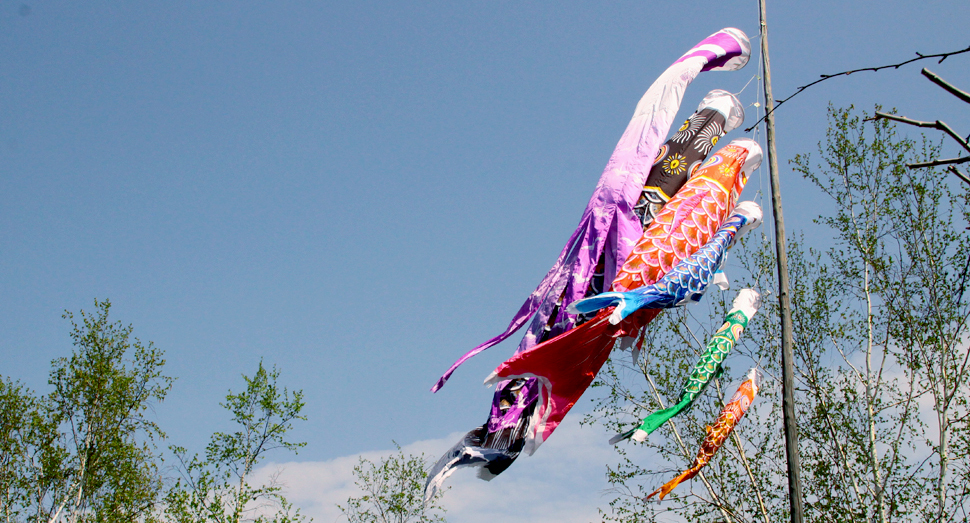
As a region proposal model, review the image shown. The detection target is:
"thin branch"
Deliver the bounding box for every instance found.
[745,45,970,132]
[872,112,970,155]
[908,157,970,169]
[956,252,970,309]
[947,166,970,187]
[922,68,970,105]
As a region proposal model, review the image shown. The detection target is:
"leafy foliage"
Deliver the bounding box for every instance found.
[0,299,172,523]
[0,303,313,523]
[164,362,308,523]
[0,379,54,523]
[590,106,970,522]
[338,449,446,523]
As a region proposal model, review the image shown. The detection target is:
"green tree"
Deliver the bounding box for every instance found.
[0,378,55,523]
[788,106,970,521]
[0,299,172,523]
[338,449,446,523]
[164,362,308,523]
[589,106,970,522]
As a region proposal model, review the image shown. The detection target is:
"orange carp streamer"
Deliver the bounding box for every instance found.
[647,367,762,501]
[613,141,755,292]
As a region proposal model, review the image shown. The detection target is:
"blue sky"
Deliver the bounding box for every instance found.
[3,1,970,519]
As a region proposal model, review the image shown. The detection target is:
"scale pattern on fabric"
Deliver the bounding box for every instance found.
[647,368,762,501]
[610,289,761,443]
[568,204,761,324]
[613,141,754,293]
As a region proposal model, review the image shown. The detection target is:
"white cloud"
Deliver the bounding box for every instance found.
[254,416,620,523]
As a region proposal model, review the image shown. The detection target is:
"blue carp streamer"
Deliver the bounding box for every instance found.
[568,201,762,324]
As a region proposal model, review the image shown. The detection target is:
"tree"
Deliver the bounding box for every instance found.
[164,362,308,523]
[338,449,446,523]
[0,378,54,523]
[788,106,970,521]
[0,299,173,523]
[589,106,970,522]
[0,302,313,522]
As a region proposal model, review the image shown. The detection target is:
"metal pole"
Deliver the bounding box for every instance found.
[757,1,806,521]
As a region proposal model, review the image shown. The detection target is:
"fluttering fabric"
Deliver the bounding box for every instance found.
[468,97,752,472]
[421,425,523,505]
[609,288,762,445]
[646,367,763,501]
[634,90,744,229]
[486,200,761,451]
[479,139,763,456]
[568,204,762,325]
[424,30,752,501]
[612,139,761,293]
[432,28,752,392]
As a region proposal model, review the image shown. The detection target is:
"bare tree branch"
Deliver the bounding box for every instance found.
[907,157,970,169]
[745,45,970,132]
[947,165,970,187]
[872,112,970,155]
[922,68,970,105]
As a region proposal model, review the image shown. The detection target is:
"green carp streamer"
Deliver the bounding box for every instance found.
[610,288,761,444]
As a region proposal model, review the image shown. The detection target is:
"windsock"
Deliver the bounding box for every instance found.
[634,89,744,229]
[647,367,763,501]
[568,204,762,325]
[609,288,762,444]
[425,29,752,499]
